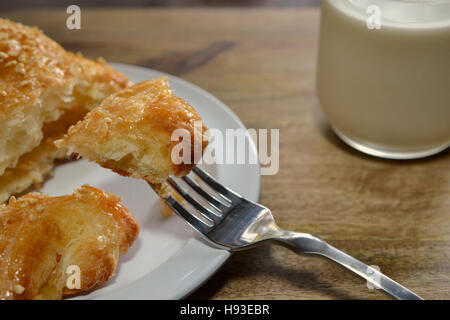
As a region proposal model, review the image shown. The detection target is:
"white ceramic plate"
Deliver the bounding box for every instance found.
[42,63,261,300]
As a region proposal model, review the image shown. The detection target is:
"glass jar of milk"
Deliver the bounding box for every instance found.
[317,0,450,159]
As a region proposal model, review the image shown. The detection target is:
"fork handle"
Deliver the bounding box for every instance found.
[274,232,423,300]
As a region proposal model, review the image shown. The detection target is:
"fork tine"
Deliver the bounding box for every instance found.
[182,175,230,212]
[165,195,213,234]
[167,177,222,224]
[192,167,242,203]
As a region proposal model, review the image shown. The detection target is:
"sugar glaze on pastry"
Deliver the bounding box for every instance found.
[0,185,139,300]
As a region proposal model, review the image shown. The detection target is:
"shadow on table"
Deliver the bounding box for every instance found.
[187,245,380,300]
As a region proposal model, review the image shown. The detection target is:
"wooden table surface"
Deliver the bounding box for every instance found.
[5,8,450,300]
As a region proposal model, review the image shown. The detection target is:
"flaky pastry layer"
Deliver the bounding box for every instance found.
[0,18,131,176]
[0,185,139,300]
[0,105,90,203]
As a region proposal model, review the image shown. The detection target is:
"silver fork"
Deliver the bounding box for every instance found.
[160,166,423,300]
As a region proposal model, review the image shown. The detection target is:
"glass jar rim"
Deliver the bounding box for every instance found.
[328,0,450,28]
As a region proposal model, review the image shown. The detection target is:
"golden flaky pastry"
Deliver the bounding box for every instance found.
[56,78,208,186]
[0,18,131,200]
[0,105,88,203]
[0,185,139,300]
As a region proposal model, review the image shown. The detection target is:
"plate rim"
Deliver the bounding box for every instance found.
[93,63,262,300]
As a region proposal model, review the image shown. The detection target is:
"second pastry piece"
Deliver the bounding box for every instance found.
[56,78,208,186]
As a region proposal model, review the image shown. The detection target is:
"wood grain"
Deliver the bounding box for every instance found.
[0,0,321,12]
[5,8,450,300]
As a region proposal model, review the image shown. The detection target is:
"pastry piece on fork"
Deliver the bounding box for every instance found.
[56,78,208,192]
[0,185,139,300]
